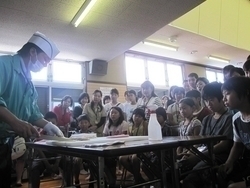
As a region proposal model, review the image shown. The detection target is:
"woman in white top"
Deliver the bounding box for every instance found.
[137,81,162,119]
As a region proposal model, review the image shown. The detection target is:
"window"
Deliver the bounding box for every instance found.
[217,72,224,83]
[206,70,223,83]
[31,67,48,81]
[147,60,166,87]
[206,70,216,82]
[125,56,145,85]
[167,64,183,87]
[52,61,82,83]
[125,54,184,89]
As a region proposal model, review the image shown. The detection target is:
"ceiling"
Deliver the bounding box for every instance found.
[1,0,248,69]
[130,24,250,68]
[0,0,205,62]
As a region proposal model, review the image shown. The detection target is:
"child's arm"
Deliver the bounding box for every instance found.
[176,146,183,155]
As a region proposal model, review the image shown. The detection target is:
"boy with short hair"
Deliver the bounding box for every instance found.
[188,73,198,90]
[182,82,233,188]
[219,77,250,188]
[166,87,185,126]
[104,88,125,116]
[185,90,212,122]
[77,114,92,133]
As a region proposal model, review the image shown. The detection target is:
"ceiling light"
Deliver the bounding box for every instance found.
[71,0,97,27]
[142,41,178,51]
[208,56,230,63]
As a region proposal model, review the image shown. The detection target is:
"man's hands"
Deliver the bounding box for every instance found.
[9,119,39,138]
[43,122,64,137]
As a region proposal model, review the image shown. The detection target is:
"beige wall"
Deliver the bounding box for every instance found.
[87,54,127,85]
[183,63,207,78]
[171,0,250,51]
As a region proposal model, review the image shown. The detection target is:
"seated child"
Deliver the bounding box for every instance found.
[31,112,62,188]
[219,77,250,188]
[182,82,233,188]
[73,114,93,187]
[185,90,212,122]
[177,98,201,158]
[119,108,147,184]
[103,106,129,186]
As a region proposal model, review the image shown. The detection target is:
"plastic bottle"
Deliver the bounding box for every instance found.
[148,113,163,141]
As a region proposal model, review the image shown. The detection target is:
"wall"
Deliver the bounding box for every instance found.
[86,54,127,102]
[87,54,127,84]
[183,63,207,78]
[86,53,210,96]
[171,0,250,51]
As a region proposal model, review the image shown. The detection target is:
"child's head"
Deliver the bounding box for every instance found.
[141,81,156,98]
[103,95,111,105]
[223,65,235,81]
[196,77,209,92]
[243,60,250,78]
[130,108,145,125]
[61,95,73,108]
[155,107,167,125]
[92,90,102,103]
[173,87,185,102]
[78,92,90,105]
[77,114,90,132]
[169,85,178,100]
[128,90,137,103]
[108,106,124,126]
[124,91,129,102]
[185,90,201,106]
[222,77,250,110]
[188,73,198,89]
[110,88,119,102]
[44,111,58,125]
[183,80,190,92]
[202,82,224,112]
[179,98,195,119]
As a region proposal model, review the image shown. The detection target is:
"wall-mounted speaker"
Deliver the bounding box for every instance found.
[88,59,108,76]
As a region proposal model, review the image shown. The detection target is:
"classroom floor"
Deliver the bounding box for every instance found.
[19,170,132,188]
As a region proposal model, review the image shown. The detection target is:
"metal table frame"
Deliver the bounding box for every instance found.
[26,135,226,188]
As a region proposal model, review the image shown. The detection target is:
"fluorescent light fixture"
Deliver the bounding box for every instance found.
[208,56,230,63]
[71,0,97,27]
[142,41,178,51]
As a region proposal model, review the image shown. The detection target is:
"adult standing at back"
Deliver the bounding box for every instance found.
[137,81,162,119]
[53,95,73,128]
[188,73,198,90]
[104,88,125,116]
[83,90,106,136]
[73,92,90,119]
[0,31,63,187]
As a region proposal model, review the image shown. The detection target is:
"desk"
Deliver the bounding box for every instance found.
[26,135,226,188]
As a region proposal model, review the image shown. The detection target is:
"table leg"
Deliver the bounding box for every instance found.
[27,147,33,188]
[170,148,180,188]
[63,155,74,187]
[207,142,217,188]
[161,150,167,188]
[98,157,105,188]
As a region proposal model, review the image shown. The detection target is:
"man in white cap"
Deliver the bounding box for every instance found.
[0,31,63,187]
